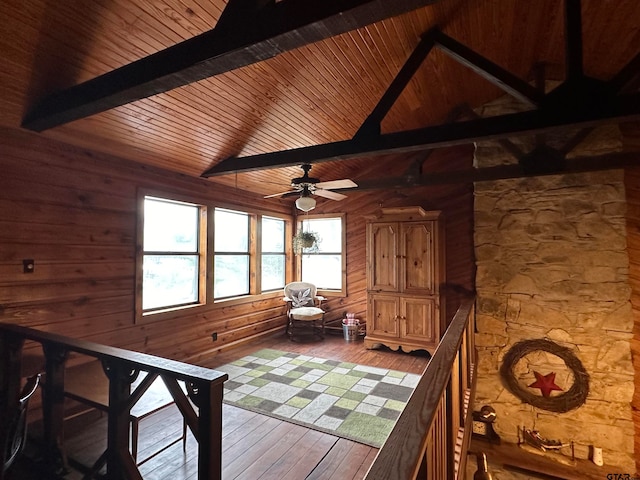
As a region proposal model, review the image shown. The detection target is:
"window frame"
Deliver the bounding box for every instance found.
[260,215,287,293]
[135,189,294,323]
[135,190,208,323]
[296,213,347,297]
[213,207,252,300]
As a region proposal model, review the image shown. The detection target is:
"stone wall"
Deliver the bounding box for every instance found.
[473,96,635,470]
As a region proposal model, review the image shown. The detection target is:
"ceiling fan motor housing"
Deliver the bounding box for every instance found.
[291,164,319,188]
[291,177,320,187]
[262,163,355,203]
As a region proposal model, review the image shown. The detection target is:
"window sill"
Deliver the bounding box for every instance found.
[136,291,285,323]
[317,289,346,298]
[137,302,205,324]
[213,290,282,307]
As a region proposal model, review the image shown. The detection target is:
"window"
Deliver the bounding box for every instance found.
[214,208,250,299]
[137,192,292,319]
[299,214,346,294]
[261,216,285,292]
[141,196,203,313]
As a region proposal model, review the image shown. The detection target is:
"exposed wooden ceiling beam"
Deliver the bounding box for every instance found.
[355,33,436,140]
[431,30,543,107]
[609,51,640,94]
[459,105,524,160]
[564,0,584,83]
[21,0,441,132]
[214,0,275,31]
[202,92,640,176]
[532,63,548,148]
[344,152,639,190]
[354,25,545,140]
[558,127,595,156]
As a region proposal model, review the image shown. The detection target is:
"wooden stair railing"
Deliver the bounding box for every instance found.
[364,296,477,480]
[0,323,228,480]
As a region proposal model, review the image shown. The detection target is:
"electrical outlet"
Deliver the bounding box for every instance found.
[23,259,35,273]
[211,332,218,341]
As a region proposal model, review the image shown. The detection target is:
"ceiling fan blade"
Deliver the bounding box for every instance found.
[315,179,357,190]
[315,189,347,201]
[263,190,296,198]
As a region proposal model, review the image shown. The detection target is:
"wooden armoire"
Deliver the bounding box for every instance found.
[364,207,445,354]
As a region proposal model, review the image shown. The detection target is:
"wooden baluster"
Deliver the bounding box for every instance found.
[103,360,138,480]
[460,333,469,393]
[452,352,462,431]
[445,377,455,480]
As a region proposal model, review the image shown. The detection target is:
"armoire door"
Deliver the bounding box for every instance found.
[401,222,435,295]
[400,296,437,344]
[369,294,400,338]
[368,222,398,292]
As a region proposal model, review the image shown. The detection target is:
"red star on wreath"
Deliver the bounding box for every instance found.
[528,371,563,397]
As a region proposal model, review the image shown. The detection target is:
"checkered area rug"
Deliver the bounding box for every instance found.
[217,348,421,447]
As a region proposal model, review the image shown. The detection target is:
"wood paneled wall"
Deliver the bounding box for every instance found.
[0,126,294,365]
[308,146,476,329]
[0,126,475,369]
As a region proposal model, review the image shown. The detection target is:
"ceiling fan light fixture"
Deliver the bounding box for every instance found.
[295,195,316,212]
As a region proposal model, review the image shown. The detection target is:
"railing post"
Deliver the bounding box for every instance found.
[104,361,136,480]
[195,379,224,480]
[42,344,69,475]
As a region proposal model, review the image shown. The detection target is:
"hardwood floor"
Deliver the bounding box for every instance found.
[13,332,431,480]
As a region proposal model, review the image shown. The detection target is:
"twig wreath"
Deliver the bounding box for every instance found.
[499,339,589,413]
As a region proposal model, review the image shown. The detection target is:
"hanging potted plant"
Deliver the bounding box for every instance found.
[293,230,319,254]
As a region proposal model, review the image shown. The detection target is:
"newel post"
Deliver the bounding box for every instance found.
[193,379,224,480]
[104,361,137,480]
[42,343,69,475]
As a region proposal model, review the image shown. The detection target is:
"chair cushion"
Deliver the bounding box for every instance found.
[289,288,314,308]
[290,306,324,321]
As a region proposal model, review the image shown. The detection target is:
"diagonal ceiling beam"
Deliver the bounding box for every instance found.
[609,51,640,94]
[202,92,640,176]
[354,26,544,140]
[21,0,441,132]
[431,30,543,107]
[354,33,436,140]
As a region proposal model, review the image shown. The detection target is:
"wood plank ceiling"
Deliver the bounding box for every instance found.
[1,0,639,200]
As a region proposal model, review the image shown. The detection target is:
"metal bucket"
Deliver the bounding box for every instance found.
[343,323,358,341]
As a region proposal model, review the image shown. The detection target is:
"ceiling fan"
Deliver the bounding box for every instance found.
[264,164,357,212]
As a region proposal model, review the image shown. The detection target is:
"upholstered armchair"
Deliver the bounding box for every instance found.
[283,282,326,341]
